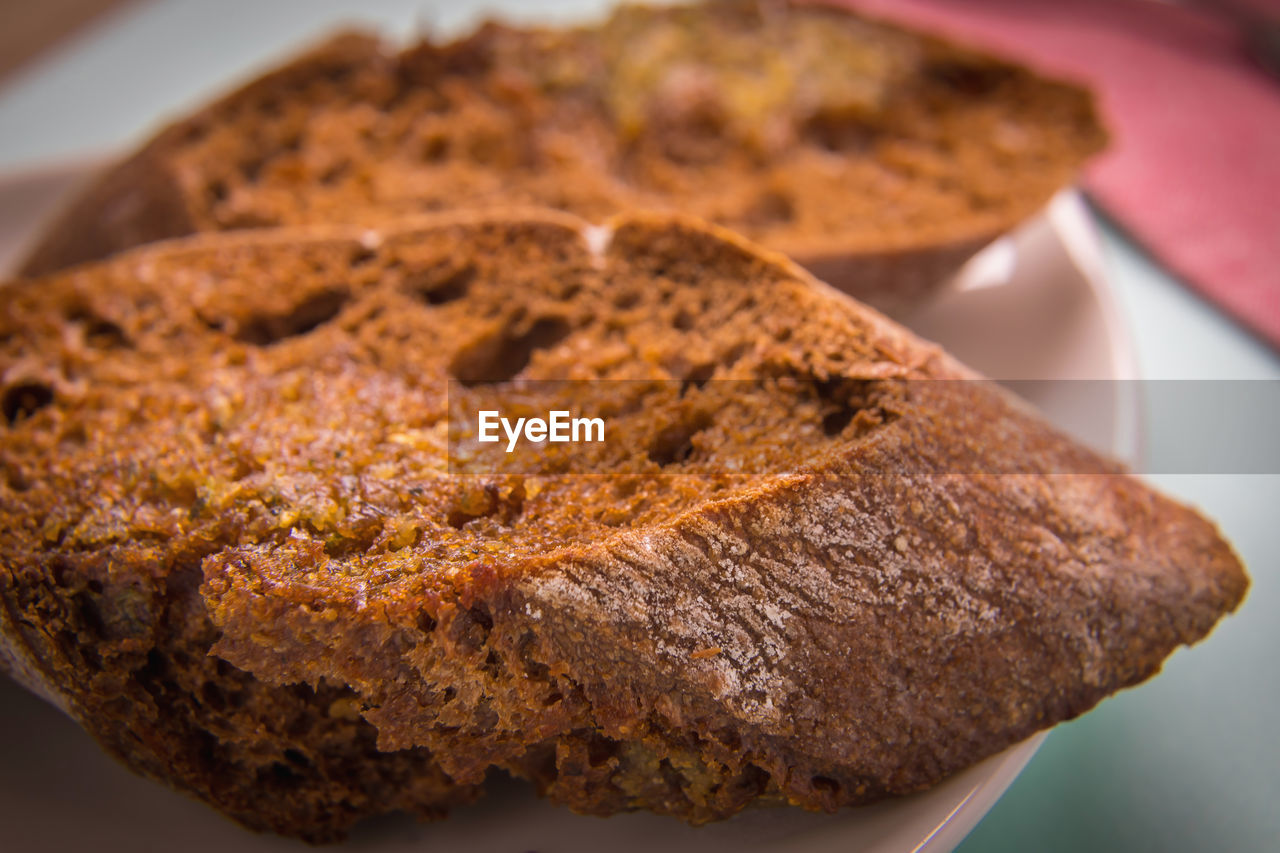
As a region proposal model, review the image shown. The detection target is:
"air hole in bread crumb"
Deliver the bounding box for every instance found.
[59,422,88,450]
[612,478,640,499]
[587,735,621,767]
[235,288,349,346]
[927,60,1007,96]
[721,341,752,368]
[648,409,713,466]
[319,160,351,186]
[733,763,771,797]
[447,481,525,528]
[450,316,572,386]
[657,757,684,791]
[66,304,128,348]
[681,362,716,395]
[822,406,858,437]
[529,744,559,784]
[421,134,450,161]
[470,606,494,633]
[283,748,311,769]
[268,762,302,786]
[201,682,227,712]
[2,381,53,425]
[802,107,874,153]
[714,727,742,751]
[349,245,378,267]
[404,259,475,306]
[83,318,129,349]
[449,604,496,652]
[242,156,266,183]
[257,96,283,118]
[811,775,841,795]
[818,379,883,438]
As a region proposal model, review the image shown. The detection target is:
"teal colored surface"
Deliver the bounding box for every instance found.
[0,3,1277,851]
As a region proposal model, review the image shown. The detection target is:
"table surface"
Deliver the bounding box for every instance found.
[0,2,1276,851]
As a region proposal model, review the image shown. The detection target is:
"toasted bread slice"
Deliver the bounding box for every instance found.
[19,1,1106,311]
[1,211,1244,838]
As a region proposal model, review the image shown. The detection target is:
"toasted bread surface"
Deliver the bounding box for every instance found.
[0,210,1245,837]
[19,1,1106,310]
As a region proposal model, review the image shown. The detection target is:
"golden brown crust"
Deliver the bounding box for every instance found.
[1,210,1243,837]
[18,2,1107,311]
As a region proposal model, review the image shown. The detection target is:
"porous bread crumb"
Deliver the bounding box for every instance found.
[19,1,1106,314]
[0,211,1246,837]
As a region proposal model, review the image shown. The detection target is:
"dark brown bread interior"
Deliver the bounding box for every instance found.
[0,210,1246,839]
[19,1,1106,310]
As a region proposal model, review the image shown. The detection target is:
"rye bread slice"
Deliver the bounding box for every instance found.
[18,0,1106,311]
[0,210,1245,839]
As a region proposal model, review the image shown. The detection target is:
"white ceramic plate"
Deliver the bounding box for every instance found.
[0,164,1137,853]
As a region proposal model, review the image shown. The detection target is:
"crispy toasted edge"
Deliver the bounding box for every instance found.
[17,4,1109,281]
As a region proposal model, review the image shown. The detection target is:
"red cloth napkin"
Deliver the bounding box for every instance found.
[840,0,1280,351]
